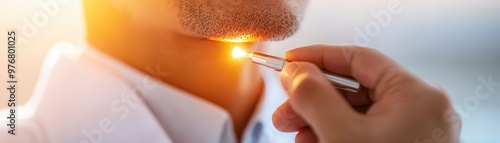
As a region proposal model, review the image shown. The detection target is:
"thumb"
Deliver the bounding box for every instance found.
[281,62,361,137]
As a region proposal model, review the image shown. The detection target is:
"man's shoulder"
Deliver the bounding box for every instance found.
[21,42,172,143]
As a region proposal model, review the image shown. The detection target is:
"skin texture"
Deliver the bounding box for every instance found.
[83,0,309,140]
[273,45,462,143]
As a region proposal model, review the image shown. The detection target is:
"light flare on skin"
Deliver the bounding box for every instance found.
[219,34,255,43]
[232,46,253,59]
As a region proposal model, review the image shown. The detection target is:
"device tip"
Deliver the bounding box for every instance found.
[232,46,252,58]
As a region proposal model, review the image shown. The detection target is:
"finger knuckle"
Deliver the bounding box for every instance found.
[430,87,452,107]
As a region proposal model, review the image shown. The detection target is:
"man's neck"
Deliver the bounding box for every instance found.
[84,4,264,140]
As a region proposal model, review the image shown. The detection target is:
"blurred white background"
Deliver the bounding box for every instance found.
[0,0,499,142]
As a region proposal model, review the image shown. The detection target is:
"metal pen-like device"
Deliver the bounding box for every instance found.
[233,47,362,93]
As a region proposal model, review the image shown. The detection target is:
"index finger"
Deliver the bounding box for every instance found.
[285,45,418,101]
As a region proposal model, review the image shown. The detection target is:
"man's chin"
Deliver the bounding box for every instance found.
[204,30,299,43]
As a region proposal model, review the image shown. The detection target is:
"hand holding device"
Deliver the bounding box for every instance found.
[272,45,461,143]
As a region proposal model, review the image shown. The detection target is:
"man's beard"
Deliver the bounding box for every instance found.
[176,0,304,42]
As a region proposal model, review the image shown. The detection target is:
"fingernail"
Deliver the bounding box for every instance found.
[282,62,299,90]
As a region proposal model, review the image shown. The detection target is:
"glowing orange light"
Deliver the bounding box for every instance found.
[221,35,253,43]
[232,46,251,58]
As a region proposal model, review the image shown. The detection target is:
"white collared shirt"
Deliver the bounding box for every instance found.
[0,42,295,143]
